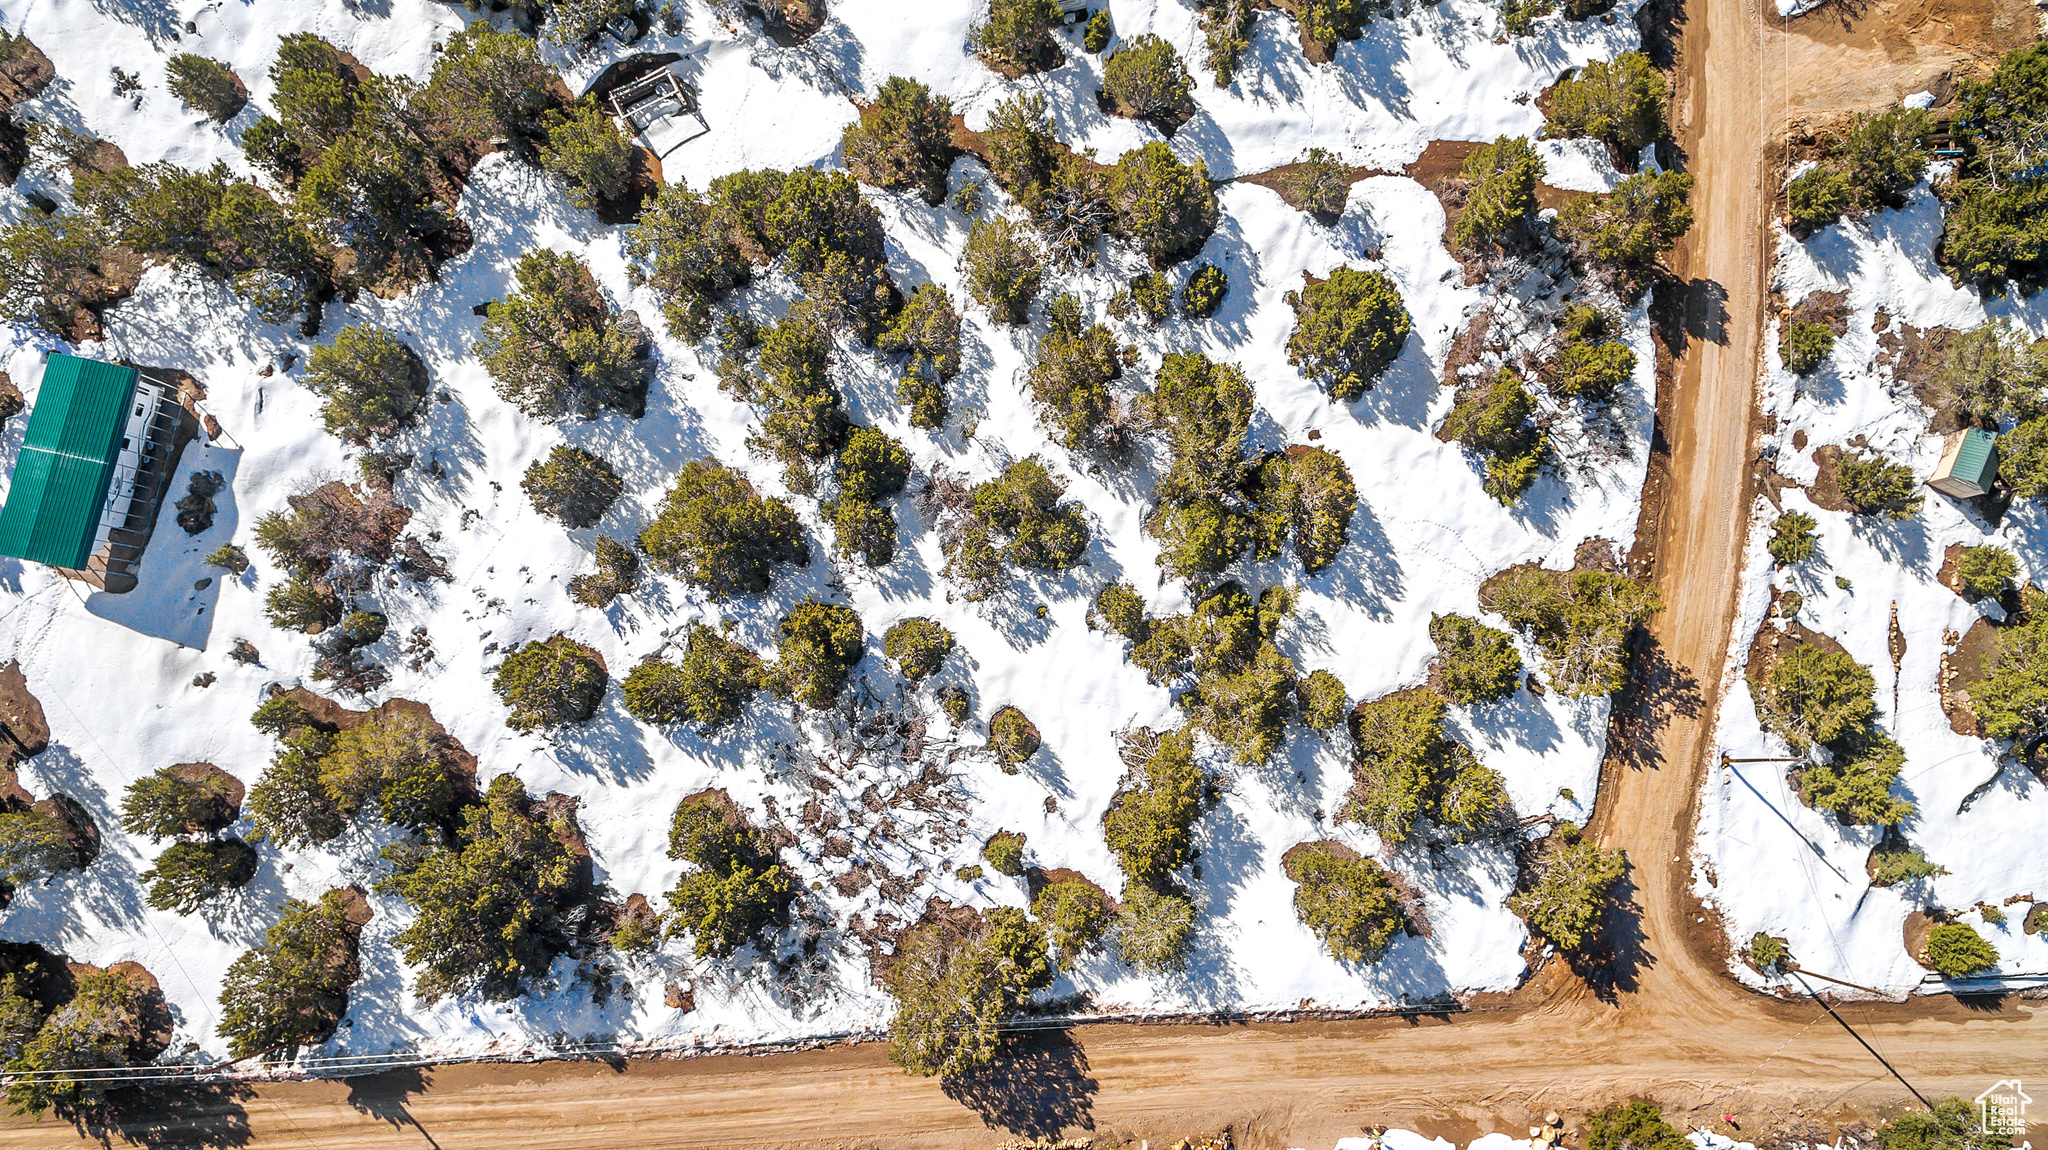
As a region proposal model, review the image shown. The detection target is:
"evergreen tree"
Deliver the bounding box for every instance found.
[1837,450,1920,519]
[1250,446,1357,573]
[216,889,363,1059]
[1768,510,1819,565]
[621,622,763,730]
[539,97,635,212]
[638,459,810,599]
[624,180,750,342]
[166,54,247,122]
[883,617,955,683]
[970,0,1063,75]
[664,793,795,958]
[960,217,1044,324]
[1430,613,1523,705]
[1780,319,1837,376]
[1027,294,1126,451]
[769,600,866,709]
[3,968,151,1117]
[1103,729,1204,887]
[303,325,428,444]
[1286,841,1406,962]
[1542,305,1636,402]
[120,766,239,842]
[377,774,586,1003]
[1557,170,1694,290]
[1479,567,1662,697]
[1101,35,1195,127]
[1508,826,1627,950]
[1545,51,1666,156]
[1114,882,1196,972]
[420,24,557,144]
[521,445,623,528]
[1292,146,1352,222]
[1454,136,1544,253]
[841,76,955,205]
[142,838,258,913]
[1285,266,1411,400]
[1107,142,1218,266]
[494,635,608,732]
[1443,368,1549,503]
[0,810,81,888]
[479,249,648,422]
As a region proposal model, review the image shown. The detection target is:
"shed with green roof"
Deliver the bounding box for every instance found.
[1929,428,1999,500]
[0,354,185,590]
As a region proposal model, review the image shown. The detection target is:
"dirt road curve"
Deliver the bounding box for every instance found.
[6,2,2038,1147]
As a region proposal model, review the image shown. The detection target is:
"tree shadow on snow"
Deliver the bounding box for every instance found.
[940,1028,1097,1137]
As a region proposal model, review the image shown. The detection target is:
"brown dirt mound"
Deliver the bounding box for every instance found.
[1805,444,1852,512]
[1022,866,1112,908]
[1941,615,2000,736]
[0,661,49,777]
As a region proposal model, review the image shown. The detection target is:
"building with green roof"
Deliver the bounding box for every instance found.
[0,354,182,590]
[1929,428,1999,500]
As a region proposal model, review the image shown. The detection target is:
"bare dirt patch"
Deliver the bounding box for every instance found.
[1941,614,2000,736]
[1805,444,1853,512]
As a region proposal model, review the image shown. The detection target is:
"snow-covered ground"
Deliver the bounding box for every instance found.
[1697,176,2048,995]
[0,0,1657,1062]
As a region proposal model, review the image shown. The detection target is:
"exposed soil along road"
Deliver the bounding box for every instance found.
[8,2,2041,1147]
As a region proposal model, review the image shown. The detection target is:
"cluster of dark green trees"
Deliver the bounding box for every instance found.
[1785,109,1929,232]
[1749,636,1912,826]
[246,696,465,846]
[121,765,256,913]
[1478,564,1663,698]
[0,964,168,1118]
[1942,45,2048,292]
[1343,688,1508,847]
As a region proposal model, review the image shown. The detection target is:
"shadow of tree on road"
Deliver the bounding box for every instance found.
[1605,634,1704,774]
[940,1028,1097,1137]
[80,1083,255,1148]
[346,1067,441,1146]
[1565,871,1656,1004]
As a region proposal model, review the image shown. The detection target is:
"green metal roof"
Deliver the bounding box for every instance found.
[1952,427,1999,491]
[0,355,139,569]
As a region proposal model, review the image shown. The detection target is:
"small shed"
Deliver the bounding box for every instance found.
[1928,428,1999,499]
[0,354,182,590]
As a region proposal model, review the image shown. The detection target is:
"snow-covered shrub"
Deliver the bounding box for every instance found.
[1780,320,1835,376]
[665,793,795,959]
[1443,368,1549,504]
[1955,544,2018,600]
[638,459,810,600]
[1101,36,1195,129]
[1924,922,1998,978]
[1428,613,1523,706]
[1285,841,1407,963]
[1027,294,1127,451]
[768,601,865,710]
[623,182,750,343]
[1103,728,1203,887]
[120,766,239,842]
[988,707,1040,771]
[621,625,762,730]
[1544,52,1665,158]
[1343,689,1507,846]
[1107,142,1217,266]
[1113,882,1195,972]
[1836,450,1921,519]
[1768,511,1819,566]
[840,76,954,206]
[1285,266,1411,401]
[1556,170,1694,294]
[493,635,608,732]
[1480,566,1661,697]
[165,54,246,122]
[377,775,588,1003]
[539,96,634,212]
[216,890,364,1060]
[568,537,639,607]
[1453,136,1544,255]
[522,445,623,529]
[883,618,955,683]
[969,0,1062,76]
[479,249,649,422]
[142,838,257,913]
[1251,446,1357,573]
[1297,669,1349,733]
[980,829,1026,875]
[1032,876,1114,966]
[1509,825,1626,951]
[1181,263,1228,319]
[960,217,1044,324]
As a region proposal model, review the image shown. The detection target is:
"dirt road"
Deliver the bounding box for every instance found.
[4,2,2038,1147]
